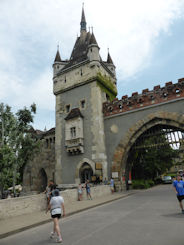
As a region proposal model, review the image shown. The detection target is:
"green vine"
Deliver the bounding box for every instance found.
[96,72,117,101]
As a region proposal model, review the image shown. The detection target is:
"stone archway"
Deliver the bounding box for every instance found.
[37,168,48,192]
[112,111,184,186]
[79,163,94,183]
[75,158,96,183]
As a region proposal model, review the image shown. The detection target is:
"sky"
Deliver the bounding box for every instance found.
[0,0,184,131]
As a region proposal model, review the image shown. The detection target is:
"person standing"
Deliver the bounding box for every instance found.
[104,178,108,185]
[173,175,184,214]
[78,184,83,201]
[44,180,54,212]
[44,180,54,203]
[47,189,65,243]
[110,178,114,194]
[85,180,92,200]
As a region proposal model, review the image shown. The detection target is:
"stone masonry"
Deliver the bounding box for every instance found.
[23,7,184,192]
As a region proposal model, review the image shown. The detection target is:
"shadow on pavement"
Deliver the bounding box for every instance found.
[162,213,184,218]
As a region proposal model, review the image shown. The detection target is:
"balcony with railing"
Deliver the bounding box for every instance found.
[65,137,84,154]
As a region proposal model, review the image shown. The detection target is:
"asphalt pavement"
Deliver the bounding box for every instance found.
[0,190,133,239]
[0,185,183,245]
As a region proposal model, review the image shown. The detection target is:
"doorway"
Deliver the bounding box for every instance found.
[80,163,93,183]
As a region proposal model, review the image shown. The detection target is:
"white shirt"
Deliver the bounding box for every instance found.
[50,196,64,215]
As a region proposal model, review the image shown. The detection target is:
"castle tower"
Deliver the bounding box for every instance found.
[53,7,117,184]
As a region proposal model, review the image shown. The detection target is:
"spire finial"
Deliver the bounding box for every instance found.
[80,3,87,32]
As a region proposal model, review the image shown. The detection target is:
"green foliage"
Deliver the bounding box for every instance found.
[96,72,117,101]
[132,179,155,189]
[131,132,177,182]
[0,103,39,197]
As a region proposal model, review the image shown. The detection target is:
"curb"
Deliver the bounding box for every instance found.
[0,192,135,239]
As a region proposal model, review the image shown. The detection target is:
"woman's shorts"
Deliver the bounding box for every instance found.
[177,195,184,202]
[51,214,61,219]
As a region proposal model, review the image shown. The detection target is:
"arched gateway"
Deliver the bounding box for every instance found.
[111,112,184,188]
[37,168,48,192]
[75,158,95,184]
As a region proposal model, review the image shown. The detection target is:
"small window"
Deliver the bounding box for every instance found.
[106,94,110,101]
[176,89,180,94]
[81,100,85,109]
[66,105,70,113]
[46,139,49,148]
[70,127,76,138]
[57,65,59,69]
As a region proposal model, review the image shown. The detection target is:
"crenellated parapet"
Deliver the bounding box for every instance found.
[103,78,184,117]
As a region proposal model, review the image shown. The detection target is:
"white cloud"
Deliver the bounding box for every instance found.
[85,0,184,78]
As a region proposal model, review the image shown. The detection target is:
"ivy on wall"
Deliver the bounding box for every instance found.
[96,72,117,101]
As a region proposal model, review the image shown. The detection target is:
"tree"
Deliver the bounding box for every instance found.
[0,103,40,198]
[131,133,177,181]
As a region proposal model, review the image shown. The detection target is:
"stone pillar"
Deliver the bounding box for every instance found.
[55,95,63,184]
[90,82,108,180]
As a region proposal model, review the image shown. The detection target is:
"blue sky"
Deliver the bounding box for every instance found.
[0,0,184,130]
[121,17,184,97]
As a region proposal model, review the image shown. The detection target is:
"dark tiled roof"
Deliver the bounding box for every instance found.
[44,127,55,135]
[35,129,44,135]
[63,31,92,69]
[89,32,98,46]
[65,108,84,120]
[107,52,113,64]
[54,50,62,62]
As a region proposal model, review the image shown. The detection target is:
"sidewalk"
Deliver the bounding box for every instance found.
[0,191,135,239]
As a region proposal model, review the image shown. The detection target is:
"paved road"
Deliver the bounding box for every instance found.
[1,185,183,245]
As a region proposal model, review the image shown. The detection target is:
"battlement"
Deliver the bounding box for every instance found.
[103,78,184,117]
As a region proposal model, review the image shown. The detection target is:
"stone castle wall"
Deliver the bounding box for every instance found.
[0,185,111,220]
[103,78,184,117]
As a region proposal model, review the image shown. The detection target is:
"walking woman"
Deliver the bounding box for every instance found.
[47,189,65,243]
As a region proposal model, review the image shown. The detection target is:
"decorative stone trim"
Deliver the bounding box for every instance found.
[103,78,184,117]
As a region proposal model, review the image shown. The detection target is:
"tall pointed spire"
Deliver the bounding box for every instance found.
[107,49,114,64]
[80,3,87,32]
[89,31,98,46]
[54,45,62,63]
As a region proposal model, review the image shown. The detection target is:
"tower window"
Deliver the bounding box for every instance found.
[106,94,110,101]
[66,105,70,113]
[70,127,76,138]
[81,100,85,109]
